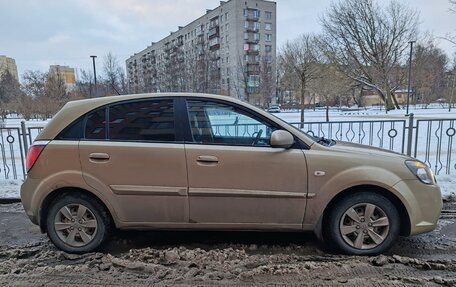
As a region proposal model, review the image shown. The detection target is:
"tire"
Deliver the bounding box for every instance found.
[324,192,400,255]
[45,193,111,253]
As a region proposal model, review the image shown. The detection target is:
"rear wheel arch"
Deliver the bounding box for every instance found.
[39,187,115,233]
[321,185,411,238]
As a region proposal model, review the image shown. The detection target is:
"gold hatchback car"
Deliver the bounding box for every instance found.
[21,93,442,255]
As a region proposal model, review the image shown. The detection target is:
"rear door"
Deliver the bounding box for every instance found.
[79,98,189,224]
[184,98,308,228]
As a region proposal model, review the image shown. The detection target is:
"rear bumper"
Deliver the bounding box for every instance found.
[20,177,40,225]
[390,179,442,235]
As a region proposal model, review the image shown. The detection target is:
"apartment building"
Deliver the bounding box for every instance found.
[49,65,76,89]
[0,55,19,81]
[126,0,276,105]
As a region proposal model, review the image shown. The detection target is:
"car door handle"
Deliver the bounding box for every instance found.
[196,155,219,163]
[89,153,110,161]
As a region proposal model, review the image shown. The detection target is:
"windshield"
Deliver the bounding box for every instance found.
[267,113,315,141]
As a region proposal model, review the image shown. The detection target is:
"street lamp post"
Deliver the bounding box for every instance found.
[450,73,455,113]
[406,41,415,115]
[90,55,97,98]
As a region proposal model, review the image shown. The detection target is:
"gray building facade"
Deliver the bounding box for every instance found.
[126,0,276,105]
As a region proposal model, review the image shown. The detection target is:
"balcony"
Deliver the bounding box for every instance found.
[246,14,260,21]
[246,37,260,44]
[246,26,259,32]
[208,26,219,39]
[247,65,260,74]
[246,49,259,55]
[209,37,220,50]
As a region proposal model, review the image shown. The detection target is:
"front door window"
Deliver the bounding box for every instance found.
[186,100,276,146]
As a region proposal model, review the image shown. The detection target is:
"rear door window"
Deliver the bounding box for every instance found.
[85,108,107,140]
[108,99,176,142]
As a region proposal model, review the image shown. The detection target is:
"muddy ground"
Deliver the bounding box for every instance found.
[0,203,455,286]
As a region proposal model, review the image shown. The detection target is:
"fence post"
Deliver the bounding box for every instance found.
[406,113,414,156]
[21,121,29,153]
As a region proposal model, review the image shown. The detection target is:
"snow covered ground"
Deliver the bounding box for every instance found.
[0,105,455,200]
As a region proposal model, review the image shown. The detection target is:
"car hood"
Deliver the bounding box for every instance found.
[328,140,412,160]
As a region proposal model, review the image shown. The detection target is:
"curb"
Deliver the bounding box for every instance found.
[0,198,21,204]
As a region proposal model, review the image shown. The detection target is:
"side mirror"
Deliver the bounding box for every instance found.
[270,130,294,148]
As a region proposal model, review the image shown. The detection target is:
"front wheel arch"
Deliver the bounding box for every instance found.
[320,185,411,239]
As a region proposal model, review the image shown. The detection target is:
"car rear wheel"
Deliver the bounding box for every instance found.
[324,192,400,255]
[46,193,111,253]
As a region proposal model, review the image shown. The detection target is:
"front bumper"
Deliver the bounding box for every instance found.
[390,179,442,235]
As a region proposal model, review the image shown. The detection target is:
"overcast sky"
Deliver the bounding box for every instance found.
[0,0,454,80]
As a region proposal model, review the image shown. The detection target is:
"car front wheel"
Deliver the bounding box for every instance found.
[324,192,400,255]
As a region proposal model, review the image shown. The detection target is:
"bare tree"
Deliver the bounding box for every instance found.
[258,59,276,106]
[75,69,93,98]
[413,39,448,107]
[279,34,321,125]
[44,67,69,118]
[0,70,21,119]
[102,52,127,96]
[310,65,352,122]
[20,69,69,119]
[230,55,250,101]
[320,0,419,111]
[22,70,46,98]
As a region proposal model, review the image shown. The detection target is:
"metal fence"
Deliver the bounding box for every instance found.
[0,115,455,181]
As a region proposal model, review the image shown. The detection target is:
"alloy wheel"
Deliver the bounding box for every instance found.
[339,203,390,250]
[54,204,98,247]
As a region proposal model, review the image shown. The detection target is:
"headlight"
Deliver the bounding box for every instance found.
[405,160,435,185]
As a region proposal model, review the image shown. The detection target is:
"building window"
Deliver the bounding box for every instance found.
[244,21,249,28]
[265,34,272,42]
[225,12,228,20]
[254,33,260,41]
[244,32,248,40]
[265,23,272,30]
[243,9,248,17]
[265,45,272,53]
[265,11,272,19]
[225,23,229,29]
[253,10,260,18]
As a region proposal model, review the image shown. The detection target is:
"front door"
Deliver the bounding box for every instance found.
[79,98,188,224]
[184,99,308,228]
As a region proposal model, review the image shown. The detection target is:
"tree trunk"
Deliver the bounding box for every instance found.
[390,91,401,109]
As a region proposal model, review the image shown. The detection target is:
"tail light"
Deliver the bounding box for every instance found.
[26,142,48,172]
